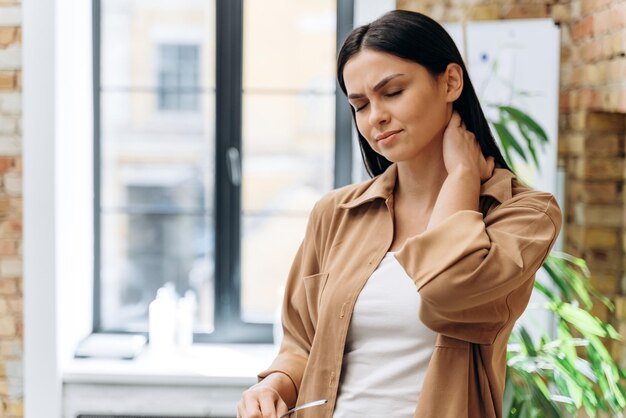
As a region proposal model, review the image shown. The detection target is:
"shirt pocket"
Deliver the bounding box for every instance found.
[302,272,330,326]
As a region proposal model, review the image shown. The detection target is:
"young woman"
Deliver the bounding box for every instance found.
[237,10,562,418]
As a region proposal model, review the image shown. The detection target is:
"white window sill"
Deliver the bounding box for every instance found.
[62,343,278,387]
[62,344,279,417]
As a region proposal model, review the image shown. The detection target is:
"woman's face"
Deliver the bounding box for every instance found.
[343,49,461,162]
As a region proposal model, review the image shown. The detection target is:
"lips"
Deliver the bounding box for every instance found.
[375,130,402,141]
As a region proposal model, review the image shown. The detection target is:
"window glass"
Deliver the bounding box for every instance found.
[99,0,216,332]
[241,0,336,323]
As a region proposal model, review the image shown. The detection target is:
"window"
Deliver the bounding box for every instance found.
[95,0,351,343]
[157,44,200,111]
[97,0,216,336]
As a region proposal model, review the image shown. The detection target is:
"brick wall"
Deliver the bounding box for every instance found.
[0,0,22,416]
[563,0,626,370]
[397,0,626,367]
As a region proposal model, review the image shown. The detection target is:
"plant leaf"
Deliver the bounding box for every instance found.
[517,122,540,168]
[493,120,527,162]
[499,105,549,144]
[552,302,609,337]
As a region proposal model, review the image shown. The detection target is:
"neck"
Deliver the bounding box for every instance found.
[394,135,448,212]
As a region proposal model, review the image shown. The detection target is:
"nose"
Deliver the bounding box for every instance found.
[368,101,389,127]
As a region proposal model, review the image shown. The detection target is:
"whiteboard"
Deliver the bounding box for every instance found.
[445,19,560,196]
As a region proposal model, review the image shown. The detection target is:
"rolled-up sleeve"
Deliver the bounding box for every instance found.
[394,193,562,345]
[257,200,322,393]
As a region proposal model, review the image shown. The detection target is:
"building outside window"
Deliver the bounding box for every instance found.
[157,43,201,111]
[96,0,340,342]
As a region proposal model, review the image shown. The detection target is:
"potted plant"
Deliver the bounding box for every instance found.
[488,104,626,417]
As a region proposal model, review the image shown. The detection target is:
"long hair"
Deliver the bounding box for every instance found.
[337,10,511,177]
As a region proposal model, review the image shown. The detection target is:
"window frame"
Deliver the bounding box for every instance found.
[92,0,354,343]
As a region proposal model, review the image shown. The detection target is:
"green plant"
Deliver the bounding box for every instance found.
[487,105,626,417]
[505,252,626,417]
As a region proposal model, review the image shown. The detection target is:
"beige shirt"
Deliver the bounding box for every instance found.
[258,162,562,418]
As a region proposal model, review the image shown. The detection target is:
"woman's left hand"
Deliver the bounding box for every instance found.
[442,110,495,182]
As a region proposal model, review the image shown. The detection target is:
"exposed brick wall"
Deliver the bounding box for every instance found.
[397,0,626,371]
[0,0,22,416]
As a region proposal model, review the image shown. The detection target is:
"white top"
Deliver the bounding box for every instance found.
[333,252,437,418]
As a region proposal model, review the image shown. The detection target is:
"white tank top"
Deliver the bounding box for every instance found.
[333,252,437,418]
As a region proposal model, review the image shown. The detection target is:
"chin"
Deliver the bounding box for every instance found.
[376,151,403,163]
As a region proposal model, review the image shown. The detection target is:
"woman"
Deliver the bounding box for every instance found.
[237,10,562,418]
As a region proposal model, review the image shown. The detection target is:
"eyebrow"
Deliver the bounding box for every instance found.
[347,73,405,100]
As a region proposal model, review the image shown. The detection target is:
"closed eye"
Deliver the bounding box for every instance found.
[385,90,403,97]
[354,90,402,112]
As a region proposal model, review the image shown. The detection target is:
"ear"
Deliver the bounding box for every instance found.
[442,63,463,102]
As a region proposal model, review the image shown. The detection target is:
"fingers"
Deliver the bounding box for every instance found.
[444,110,495,181]
[242,399,263,418]
[448,110,462,127]
[487,155,495,173]
[449,110,467,131]
[238,392,264,418]
[276,398,289,417]
[452,110,465,129]
[482,155,496,181]
[238,386,286,418]
[259,395,280,418]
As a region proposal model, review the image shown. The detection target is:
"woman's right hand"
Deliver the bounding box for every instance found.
[442,110,495,181]
[237,382,290,418]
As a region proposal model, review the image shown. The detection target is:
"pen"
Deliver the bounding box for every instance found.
[279,399,328,417]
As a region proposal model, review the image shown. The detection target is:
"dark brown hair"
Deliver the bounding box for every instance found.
[337,10,511,177]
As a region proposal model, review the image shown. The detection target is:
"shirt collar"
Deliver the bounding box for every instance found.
[339,162,515,210]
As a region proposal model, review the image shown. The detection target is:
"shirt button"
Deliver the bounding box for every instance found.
[340,301,348,318]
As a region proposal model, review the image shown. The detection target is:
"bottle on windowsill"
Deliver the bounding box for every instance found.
[148,283,177,355]
[176,289,197,352]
